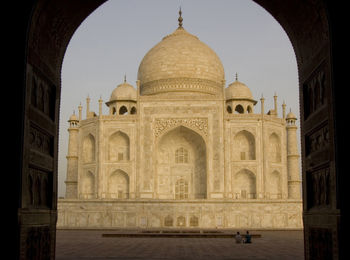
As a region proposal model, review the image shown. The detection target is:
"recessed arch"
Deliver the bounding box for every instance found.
[233,169,256,199]
[157,126,207,199]
[108,131,130,161]
[108,169,129,199]
[269,133,281,163]
[267,170,282,199]
[82,134,95,163]
[233,130,256,160]
[80,171,95,199]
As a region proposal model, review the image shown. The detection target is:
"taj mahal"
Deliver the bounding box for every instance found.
[57,11,302,229]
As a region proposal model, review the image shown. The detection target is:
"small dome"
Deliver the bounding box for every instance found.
[68,113,78,122]
[109,81,137,102]
[286,110,297,120]
[225,79,256,103]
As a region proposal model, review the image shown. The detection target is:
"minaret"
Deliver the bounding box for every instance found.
[260,94,265,115]
[98,96,103,116]
[86,95,90,118]
[282,101,286,119]
[78,103,82,121]
[273,93,278,116]
[65,111,79,199]
[286,109,301,199]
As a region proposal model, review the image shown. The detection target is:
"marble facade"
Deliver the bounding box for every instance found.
[58,15,302,229]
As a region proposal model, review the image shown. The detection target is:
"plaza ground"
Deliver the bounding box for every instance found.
[56,229,304,260]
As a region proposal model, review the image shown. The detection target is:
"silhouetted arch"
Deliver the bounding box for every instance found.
[247,105,252,113]
[119,106,128,115]
[235,104,244,114]
[130,106,137,114]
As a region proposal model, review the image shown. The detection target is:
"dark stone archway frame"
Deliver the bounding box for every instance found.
[14,1,345,259]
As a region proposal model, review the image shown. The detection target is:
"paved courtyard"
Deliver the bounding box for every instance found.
[56,229,304,260]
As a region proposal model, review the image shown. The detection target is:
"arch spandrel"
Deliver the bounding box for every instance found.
[153,118,208,143]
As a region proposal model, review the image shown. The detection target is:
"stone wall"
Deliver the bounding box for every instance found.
[57,199,303,229]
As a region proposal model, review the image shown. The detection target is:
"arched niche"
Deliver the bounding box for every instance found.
[164,215,173,227]
[80,171,95,199]
[107,169,129,199]
[108,131,130,161]
[82,134,95,163]
[269,133,281,163]
[232,130,256,160]
[233,169,256,199]
[157,126,207,199]
[267,170,282,199]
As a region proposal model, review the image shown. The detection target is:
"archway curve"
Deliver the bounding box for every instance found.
[20,1,343,260]
[108,169,129,199]
[107,130,130,161]
[156,125,207,199]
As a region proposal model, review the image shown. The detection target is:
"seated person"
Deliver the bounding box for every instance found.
[235,232,242,243]
[244,231,252,243]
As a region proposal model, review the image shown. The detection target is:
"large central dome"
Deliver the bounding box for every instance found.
[137,23,225,96]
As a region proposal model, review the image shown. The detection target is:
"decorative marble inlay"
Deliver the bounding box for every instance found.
[154,118,208,138]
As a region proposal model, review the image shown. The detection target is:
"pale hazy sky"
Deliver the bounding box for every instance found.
[58,0,300,197]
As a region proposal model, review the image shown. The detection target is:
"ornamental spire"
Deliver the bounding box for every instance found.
[178,7,183,28]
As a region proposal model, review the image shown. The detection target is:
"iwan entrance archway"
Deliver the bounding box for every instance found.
[15,0,344,259]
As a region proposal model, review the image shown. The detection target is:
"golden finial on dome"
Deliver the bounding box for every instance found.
[124,74,127,83]
[235,73,238,81]
[178,7,183,28]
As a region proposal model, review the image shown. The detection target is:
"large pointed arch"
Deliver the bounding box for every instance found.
[157,125,207,199]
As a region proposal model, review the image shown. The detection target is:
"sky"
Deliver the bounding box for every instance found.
[58,0,300,198]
